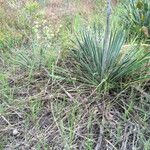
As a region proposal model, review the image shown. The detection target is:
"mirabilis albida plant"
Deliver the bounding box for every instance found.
[71,0,150,87]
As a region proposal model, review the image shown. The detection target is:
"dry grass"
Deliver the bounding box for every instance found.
[1,65,150,149]
[1,0,150,149]
[44,0,99,24]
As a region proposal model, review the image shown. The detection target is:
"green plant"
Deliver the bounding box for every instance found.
[10,39,57,73]
[71,26,150,87]
[122,0,150,43]
[28,100,41,122]
[0,72,13,103]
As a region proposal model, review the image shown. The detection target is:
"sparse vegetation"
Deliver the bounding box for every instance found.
[0,0,150,150]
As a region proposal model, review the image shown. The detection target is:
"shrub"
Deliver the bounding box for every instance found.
[122,0,150,43]
[71,26,150,87]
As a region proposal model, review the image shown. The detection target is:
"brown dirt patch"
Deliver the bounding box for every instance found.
[44,0,95,23]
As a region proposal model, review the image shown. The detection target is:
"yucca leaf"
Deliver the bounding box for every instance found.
[71,25,150,87]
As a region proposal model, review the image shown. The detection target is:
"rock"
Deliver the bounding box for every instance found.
[12,128,19,136]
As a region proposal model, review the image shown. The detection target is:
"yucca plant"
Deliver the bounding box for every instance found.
[71,26,150,87]
[70,0,150,88]
[122,0,150,43]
